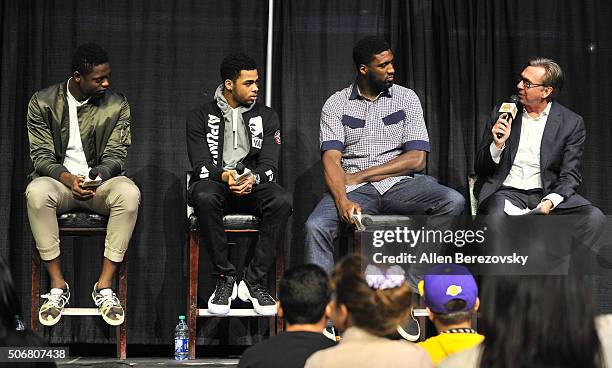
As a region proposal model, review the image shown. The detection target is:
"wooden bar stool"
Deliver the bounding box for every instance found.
[186,173,284,360]
[31,210,127,359]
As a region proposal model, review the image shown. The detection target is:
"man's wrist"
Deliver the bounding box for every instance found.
[540,198,554,208]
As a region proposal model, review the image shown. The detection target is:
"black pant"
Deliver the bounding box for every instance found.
[478,187,605,273]
[190,180,292,283]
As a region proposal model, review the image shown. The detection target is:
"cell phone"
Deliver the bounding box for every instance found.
[81,179,102,188]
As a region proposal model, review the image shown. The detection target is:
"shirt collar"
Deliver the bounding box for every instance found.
[522,101,552,120]
[66,78,90,106]
[349,82,393,101]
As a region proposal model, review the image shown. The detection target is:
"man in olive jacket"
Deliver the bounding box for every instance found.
[26,43,140,327]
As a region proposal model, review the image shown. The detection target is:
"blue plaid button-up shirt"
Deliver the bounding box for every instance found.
[320,83,430,194]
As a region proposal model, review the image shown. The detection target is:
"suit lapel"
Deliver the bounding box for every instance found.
[508,111,523,165]
[540,102,561,171]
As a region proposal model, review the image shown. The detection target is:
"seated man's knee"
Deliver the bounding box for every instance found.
[190,182,223,208]
[441,188,465,215]
[305,213,331,235]
[270,190,293,213]
[586,206,606,230]
[116,181,140,213]
[25,179,57,210]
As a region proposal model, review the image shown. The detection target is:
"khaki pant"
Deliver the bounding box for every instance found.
[25,176,140,262]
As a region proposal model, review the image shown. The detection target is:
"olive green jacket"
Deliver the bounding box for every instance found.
[27,80,132,181]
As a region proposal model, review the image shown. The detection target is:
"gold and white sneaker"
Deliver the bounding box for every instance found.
[39,283,70,326]
[91,282,125,326]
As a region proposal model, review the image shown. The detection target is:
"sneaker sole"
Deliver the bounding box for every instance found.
[101,312,125,326]
[208,283,237,315]
[237,281,277,316]
[38,312,62,326]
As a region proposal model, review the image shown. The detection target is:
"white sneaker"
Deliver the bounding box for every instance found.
[39,283,70,326]
[92,283,125,326]
[237,279,277,316]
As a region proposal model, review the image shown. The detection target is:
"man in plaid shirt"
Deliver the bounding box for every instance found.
[305,36,465,280]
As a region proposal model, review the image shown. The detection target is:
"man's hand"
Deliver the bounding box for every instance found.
[221,170,238,186]
[492,113,512,148]
[536,199,553,215]
[71,176,95,201]
[336,198,361,224]
[229,175,254,196]
[345,172,364,186]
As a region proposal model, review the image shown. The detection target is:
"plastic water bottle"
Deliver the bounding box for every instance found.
[15,315,25,331]
[174,315,189,360]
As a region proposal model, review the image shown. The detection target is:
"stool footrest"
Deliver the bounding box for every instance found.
[61,308,100,316]
[196,308,275,317]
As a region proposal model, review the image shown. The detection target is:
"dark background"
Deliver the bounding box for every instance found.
[1,0,610,345]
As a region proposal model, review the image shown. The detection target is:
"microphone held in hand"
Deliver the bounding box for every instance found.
[233,162,252,182]
[496,95,520,139]
[235,162,246,175]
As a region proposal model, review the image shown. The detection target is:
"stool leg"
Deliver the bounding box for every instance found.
[274,238,285,334]
[188,229,199,360]
[31,241,41,332]
[117,259,127,359]
[353,230,363,255]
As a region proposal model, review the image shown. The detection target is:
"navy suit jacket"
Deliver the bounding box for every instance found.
[474,101,591,210]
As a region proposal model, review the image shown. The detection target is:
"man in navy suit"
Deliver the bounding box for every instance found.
[474,57,604,268]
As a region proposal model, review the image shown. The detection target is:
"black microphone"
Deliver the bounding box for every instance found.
[88,167,99,180]
[496,95,520,139]
[235,163,246,175]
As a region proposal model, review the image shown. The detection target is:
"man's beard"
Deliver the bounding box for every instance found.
[368,75,392,93]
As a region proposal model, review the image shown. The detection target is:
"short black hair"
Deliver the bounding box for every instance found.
[71,43,109,75]
[220,53,257,83]
[353,36,391,68]
[434,299,473,325]
[279,264,330,325]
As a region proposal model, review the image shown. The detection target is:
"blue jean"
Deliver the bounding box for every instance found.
[304,174,465,279]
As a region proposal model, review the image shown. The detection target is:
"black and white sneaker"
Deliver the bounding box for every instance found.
[397,308,420,341]
[208,275,237,315]
[237,278,277,316]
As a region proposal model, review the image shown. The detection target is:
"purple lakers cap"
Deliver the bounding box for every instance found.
[420,264,478,314]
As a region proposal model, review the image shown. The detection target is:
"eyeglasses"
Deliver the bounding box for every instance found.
[518,76,546,89]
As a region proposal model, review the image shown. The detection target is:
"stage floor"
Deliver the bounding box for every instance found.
[57,357,239,367]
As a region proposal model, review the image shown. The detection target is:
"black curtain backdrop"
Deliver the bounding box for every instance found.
[1,0,611,345]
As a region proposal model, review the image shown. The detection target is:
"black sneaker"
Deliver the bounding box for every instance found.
[207,275,237,315]
[397,308,420,341]
[237,278,277,316]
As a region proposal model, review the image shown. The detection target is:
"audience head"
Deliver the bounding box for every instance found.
[419,264,479,326]
[0,256,20,337]
[278,264,331,325]
[479,275,602,368]
[329,255,412,337]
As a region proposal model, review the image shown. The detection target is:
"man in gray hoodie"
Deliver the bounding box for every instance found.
[187,53,292,316]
